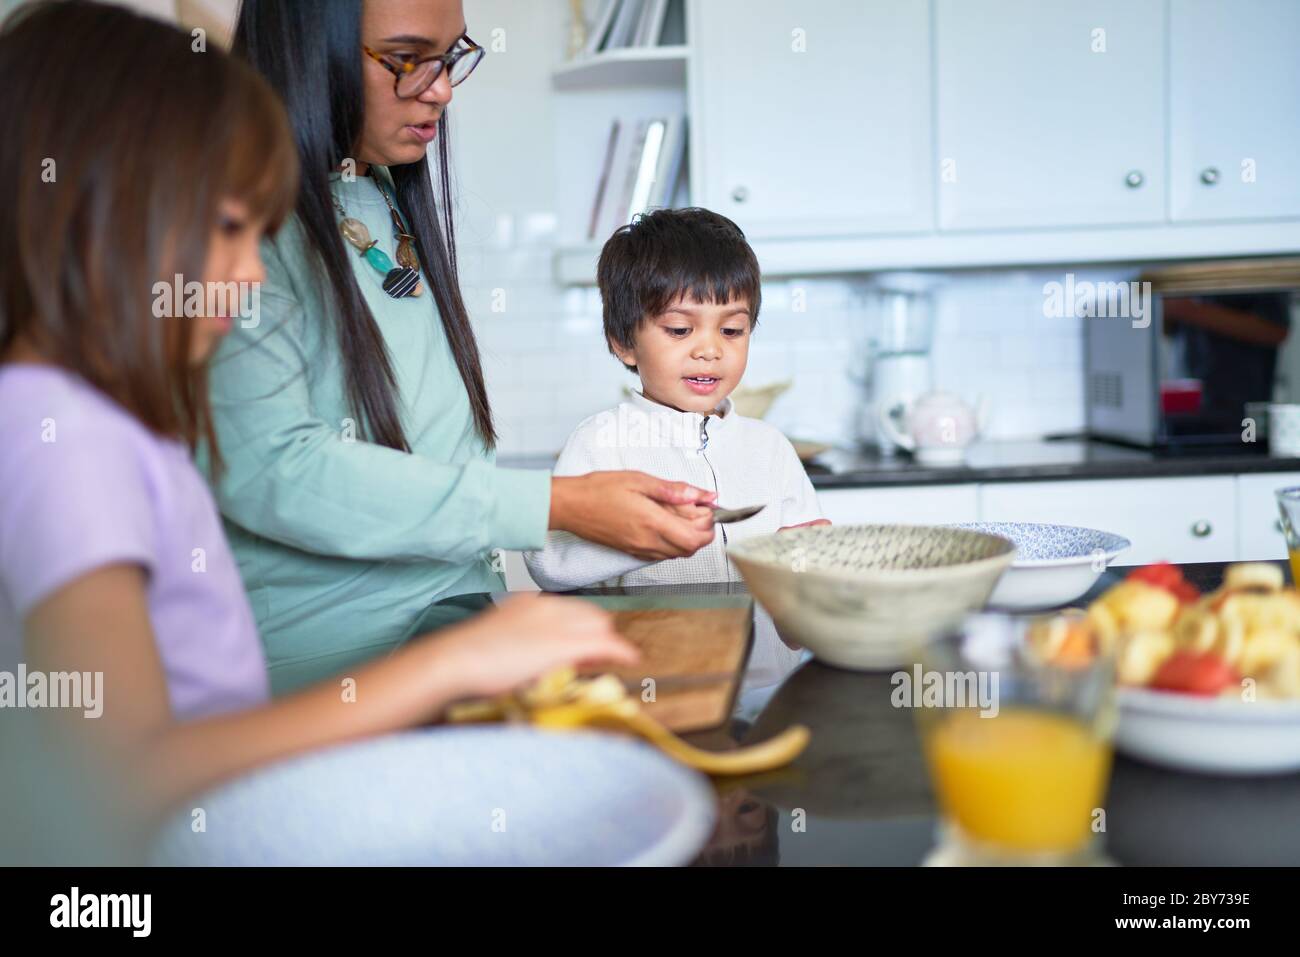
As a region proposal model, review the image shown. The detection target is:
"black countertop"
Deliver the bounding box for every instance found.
[500,438,1300,491]
[572,561,1300,867]
[805,438,1300,489]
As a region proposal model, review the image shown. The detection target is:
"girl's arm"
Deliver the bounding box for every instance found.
[24,564,637,827]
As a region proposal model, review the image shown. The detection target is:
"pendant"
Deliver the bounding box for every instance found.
[382,267,422,299]
[339,217,372,252]
[395,234,419,271]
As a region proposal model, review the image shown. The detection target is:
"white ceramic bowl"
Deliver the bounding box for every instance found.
[727,524,1015,671]
[149,727,716,865]
[1116,687,1300,775]
[947,522,1131,610]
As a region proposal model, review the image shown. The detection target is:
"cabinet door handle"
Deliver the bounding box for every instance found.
[1191,520,1212,538]
[731,185,749,203]
[1125,170,1145,189]
[1200,167,1220,186]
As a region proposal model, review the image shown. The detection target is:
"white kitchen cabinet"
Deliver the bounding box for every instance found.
[1237,472,1298,561]
[935,0,1166,231]
[690,0,933,239]
[1170,0,1300,223]
[818,484,980,526]
[979,477,1237,565]
[554,0,1300,283]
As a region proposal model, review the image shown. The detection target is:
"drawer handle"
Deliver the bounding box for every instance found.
[731,185,749,203]
[1277,518,1286,534]
[1125,170,1145,189]
[1191,520,1212,538]
[1200,167,1220,186]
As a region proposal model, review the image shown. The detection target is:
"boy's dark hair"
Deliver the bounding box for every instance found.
[597,207,761,374]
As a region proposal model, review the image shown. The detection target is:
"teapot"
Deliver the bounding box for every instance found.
[877,390,988,465]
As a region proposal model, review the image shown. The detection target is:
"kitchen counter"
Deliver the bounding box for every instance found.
[572,561,1300,866]
[805,438,1300,489]
[500,438,1300,492]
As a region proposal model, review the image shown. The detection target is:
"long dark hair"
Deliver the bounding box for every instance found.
[233,0,495,452]
[0,0,298,465]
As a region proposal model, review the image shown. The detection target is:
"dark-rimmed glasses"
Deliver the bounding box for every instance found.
[363,33,484,98]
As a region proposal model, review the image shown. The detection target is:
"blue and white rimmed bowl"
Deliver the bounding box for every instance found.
[947,522,1131,610]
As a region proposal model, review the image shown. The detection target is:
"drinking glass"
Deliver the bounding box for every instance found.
[913,614,1117,866]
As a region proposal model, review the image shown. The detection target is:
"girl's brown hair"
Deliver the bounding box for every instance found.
[0,0,299,464]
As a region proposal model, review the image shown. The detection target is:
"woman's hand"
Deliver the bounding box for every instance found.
[549,472,717,561]
[426,592,639,701]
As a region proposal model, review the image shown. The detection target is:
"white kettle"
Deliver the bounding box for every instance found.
[877,391,989,465]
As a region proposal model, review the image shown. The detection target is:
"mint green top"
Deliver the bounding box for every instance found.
[204,170,551,692]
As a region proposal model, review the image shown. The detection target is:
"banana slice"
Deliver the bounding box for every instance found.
[1240,629,1300,677]
[1101,581,1181,631]
[1224,562,1285,592]
[1117,630,1175,686]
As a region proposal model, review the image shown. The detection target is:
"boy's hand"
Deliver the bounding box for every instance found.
[778,519,832,532]
[550,472,717,561]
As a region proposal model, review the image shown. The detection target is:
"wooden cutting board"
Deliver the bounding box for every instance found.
[574,594,755,733]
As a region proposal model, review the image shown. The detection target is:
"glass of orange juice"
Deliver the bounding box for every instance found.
[1275,486,1300,586]
[914,614,1116,866]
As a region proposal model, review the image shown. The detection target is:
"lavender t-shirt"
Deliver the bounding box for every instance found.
[0,365,269,719]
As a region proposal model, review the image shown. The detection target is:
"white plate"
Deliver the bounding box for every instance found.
[149,726,717,866]
[1117,686,1300,775]
[947,522,1131,610]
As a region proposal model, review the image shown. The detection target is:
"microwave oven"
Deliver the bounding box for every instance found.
[1084,260,1299,449]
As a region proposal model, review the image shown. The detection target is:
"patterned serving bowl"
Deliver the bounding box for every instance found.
[727,524,1015,670]
[946,522,1131,610]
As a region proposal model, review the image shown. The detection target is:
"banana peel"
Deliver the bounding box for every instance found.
[446,668,810,777]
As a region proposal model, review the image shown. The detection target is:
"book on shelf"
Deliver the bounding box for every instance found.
[579,0,685,56]
[632,0,669,47]
[587,119,622,241]
[595,117,646,241]
[654,114,688,209]
[659,0,686,46]
[581,0,619,58]
[603,0,645,51]
[588,114,689,242]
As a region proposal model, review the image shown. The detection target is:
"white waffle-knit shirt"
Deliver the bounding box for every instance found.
[524,389,823,590]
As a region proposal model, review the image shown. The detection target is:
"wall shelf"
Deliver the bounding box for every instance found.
[551,45,689,90]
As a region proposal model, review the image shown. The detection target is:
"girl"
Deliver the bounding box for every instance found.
[0,0,635,837]
[213,0,717,692]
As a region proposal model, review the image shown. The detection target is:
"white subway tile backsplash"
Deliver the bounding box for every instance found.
[461,242,1125,454]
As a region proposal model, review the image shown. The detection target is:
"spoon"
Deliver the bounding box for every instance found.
[709,503,765,524]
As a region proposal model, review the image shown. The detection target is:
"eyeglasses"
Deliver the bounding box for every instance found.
[363,33,484,98]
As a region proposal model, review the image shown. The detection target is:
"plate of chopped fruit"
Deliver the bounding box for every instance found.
[1025,562,1300,775]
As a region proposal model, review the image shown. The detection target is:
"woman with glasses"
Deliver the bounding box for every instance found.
[215,0,718,693]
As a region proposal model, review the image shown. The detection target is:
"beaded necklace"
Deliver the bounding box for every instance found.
[332,179,423,299]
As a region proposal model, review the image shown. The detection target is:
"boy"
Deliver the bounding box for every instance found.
[524,208,827,590]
